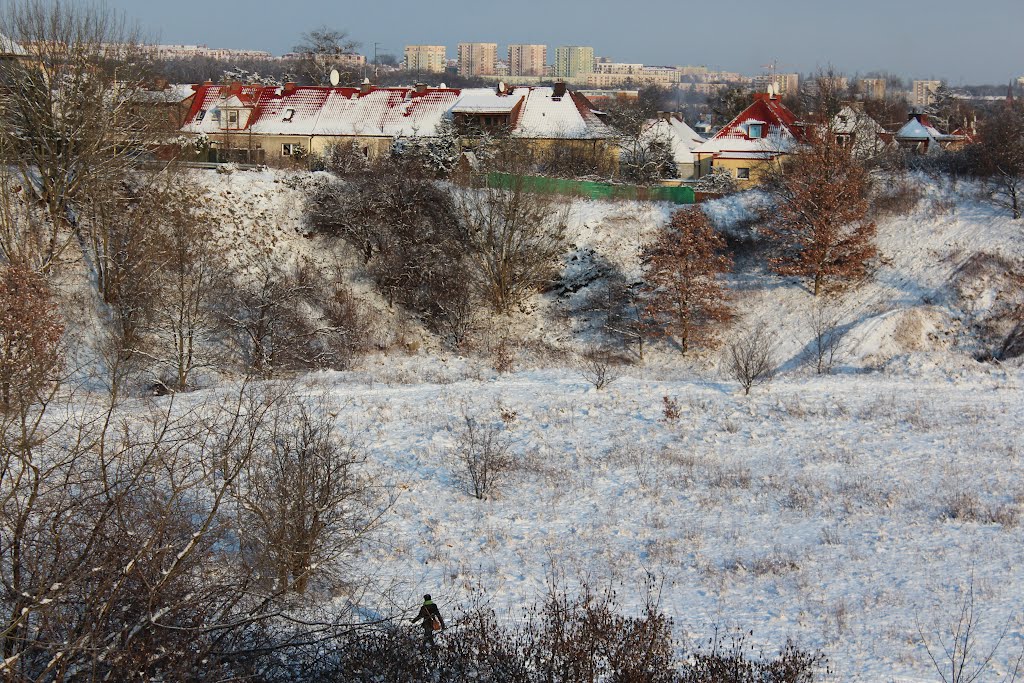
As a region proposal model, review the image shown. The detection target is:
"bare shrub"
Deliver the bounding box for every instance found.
[727,326,777,395]
[682,628,828,683]
[805,296,847,374]
[576,346,626,390]
[452,413,514,500]
[220,259,365,375]
[917,576,1024,683]
[234,393,381,593]
[456,179,569,314]
[872,176,924,218]
[662,395,681,422]
[306,166,474,341]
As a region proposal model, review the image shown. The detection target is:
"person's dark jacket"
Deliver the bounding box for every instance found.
[412,600,444,631]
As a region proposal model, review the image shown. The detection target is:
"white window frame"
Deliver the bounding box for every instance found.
[736,167,751,180]
[747,123,763,139]
[282,143,300,156]
[228,110,239,126]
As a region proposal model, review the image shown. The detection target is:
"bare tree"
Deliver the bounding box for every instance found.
[457,178,569,314]
[977,100,1024,220]
[0,0,156,275]
[148,175,223,390]
[727,325,776,395]
[642,207,734,354]
[293,26,361,85]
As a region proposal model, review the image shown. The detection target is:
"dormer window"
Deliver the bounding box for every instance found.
[210,110,220,124]
[748,123,763,138]
[283,108,295,122]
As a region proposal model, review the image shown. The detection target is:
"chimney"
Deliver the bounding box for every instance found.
[553,80,567,99]
[415,82,427,95]
[283,81,298,96]
[154,77,169,90]
[360,77,372,95]
[658,111,672,123]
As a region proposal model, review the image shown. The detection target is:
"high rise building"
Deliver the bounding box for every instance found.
[554,46,594,79]
[858,78,887,100]
[457,42,498,77]
[507,44,547,77]
[912,80,942,107]
[404,45,447,73]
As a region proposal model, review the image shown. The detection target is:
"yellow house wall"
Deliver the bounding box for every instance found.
[703,156,785,186]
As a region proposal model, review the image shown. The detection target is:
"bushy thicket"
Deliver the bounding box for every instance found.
[297,587,827,683]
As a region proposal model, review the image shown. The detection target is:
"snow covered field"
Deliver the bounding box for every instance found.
[181,168,1024,681]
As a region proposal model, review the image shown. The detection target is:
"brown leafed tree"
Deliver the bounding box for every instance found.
[765,131,877,295]
[642,207,733,354]
[0,264,63,410]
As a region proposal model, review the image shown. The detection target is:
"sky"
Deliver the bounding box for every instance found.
[102,0,1023,84]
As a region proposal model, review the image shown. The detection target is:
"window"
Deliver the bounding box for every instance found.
[282,143,296,156]
[228,110,239,126]
[736,167,751,180]
[283,108,295,122]
[196,109,206,122]
[747,123,763,138]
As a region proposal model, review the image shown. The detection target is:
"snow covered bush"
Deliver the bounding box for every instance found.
[693,167,739,195]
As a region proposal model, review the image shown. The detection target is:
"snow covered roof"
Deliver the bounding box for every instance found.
[692,93,803,159]
[0,33,26,56]
[135,84,198,104]
[895,116,961,142]
[451,90,524,113]
[642,116,705,165]
[181,83,614,140]
[511,87,613,139]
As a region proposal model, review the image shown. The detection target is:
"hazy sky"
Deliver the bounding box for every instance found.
[104,0,1022,84]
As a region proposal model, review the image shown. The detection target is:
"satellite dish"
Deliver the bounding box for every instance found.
[767,83,776,97]
[330,69,340,86]
[439,82,447,89]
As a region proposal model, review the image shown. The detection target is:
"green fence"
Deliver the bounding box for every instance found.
[486,173,695,205]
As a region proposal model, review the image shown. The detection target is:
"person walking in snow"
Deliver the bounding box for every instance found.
[411,593,445,649]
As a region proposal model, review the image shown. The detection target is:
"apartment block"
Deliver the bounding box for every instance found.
[912,80,942,107]
[858,78,887,100]
[457,42,498,77]
[507,44,547,77]
[752,72,799,96]
[404,45,447,73]
[554,45,594,79]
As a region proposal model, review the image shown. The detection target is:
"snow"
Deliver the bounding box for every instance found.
[154,168,1024,680]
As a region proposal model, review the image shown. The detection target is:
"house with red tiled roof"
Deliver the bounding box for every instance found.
[179,80,616,168]
[691,90,806,185]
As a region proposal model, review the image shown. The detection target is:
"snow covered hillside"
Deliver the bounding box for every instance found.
[185,168,1024,681]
